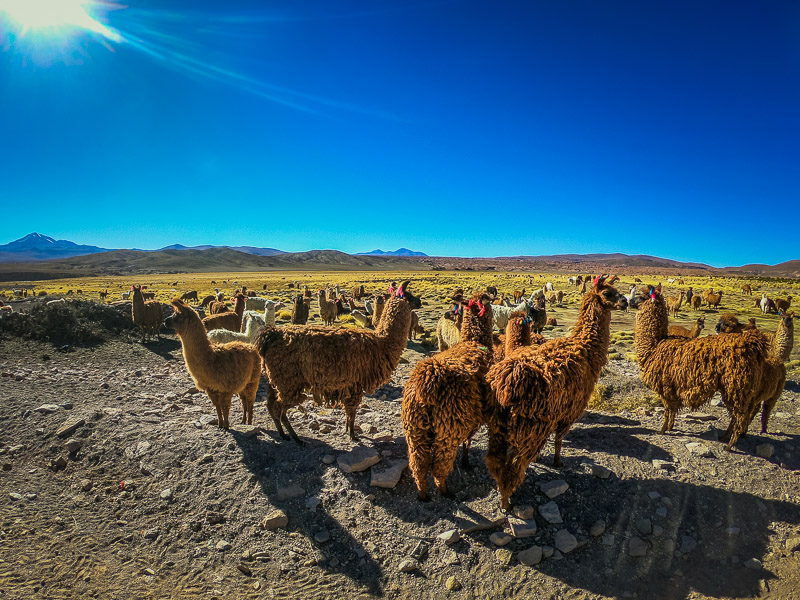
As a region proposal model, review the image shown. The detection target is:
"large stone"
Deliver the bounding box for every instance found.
[490,532,512,547]
[445,576,462,591]
[261,509,289,531]
[65,439,82,453]
[275,483,304,501]
[508,518,537,539]
[628,537,648,557]
[591,464,612,479]
[370,459,408,489]
[56,418,85,438]
[538,480,569,499]
[513,505,535,520]
[554,529,578,553]
[437,529,460,545]
[755,444,775,459]
[337,447,380,473]
[685,442,715,458]
[589,520,606,537]
[517,545,543,566]
[538,501,563,524]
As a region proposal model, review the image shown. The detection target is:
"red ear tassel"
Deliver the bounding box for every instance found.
[395,289,404,298]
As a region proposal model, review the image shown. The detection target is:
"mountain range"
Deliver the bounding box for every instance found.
[0,233,798,281]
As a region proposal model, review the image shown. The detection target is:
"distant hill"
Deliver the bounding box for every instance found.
[157,244,285,256]
[0,233,111,263]
[358,248,428,257]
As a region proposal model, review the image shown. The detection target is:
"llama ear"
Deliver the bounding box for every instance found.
[171,298,184,312]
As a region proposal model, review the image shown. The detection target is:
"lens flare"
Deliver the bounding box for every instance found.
[0,0,122,42]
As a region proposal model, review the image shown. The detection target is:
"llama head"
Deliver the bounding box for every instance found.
[591,275,625,309]
[164,298,196,333]
[396,281,422,309]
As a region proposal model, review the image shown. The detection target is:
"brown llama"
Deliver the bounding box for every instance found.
[774,296,793,314]
[668,317,704,339]
[291,294,309,325]
[402,294,496,500]
[200,294,216,308]
[318,289,337,326]
[635,287,769,451]
[131,284,163,342]
[209,301,230,315]
[165,299,261,429]
[742,284,752,295]
[202,294,246,332]
[255,281,420,443]
[666,291,685,318]
[180,290,199,303]
[486,275,626,510]
[691,295,702,311]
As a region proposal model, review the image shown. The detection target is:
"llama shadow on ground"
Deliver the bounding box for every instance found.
[229,428,384,596]
[136,334,182,359]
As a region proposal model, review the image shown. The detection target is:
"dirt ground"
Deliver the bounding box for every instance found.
[1,289,800,600]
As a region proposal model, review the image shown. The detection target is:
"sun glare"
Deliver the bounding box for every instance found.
[0,0,122,42]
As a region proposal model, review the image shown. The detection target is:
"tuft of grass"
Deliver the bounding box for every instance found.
[339,314,354,323]
[277,310,292,320]
[590,384,661,413]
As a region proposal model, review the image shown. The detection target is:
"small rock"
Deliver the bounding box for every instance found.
[551,549,564,561]
[261,509,288,530]
[589,520,606,537]
[322,454,336,465]
[538,479,569,499]
[652,525,664,537]
[56,418,85,438]
[398,559,419,572]
[216,540,232,551]
[648,491,661,500]
[372,430,394,442]
[143,528,160,540]
[236,564,252,577]
[337,447,380,473]
[554,529,578,553]
[199,454,213,464]
[9,492,23,501]
[755,444,775,459]
[370,459,408,489]
[517,545,543,566]
[314,530,330,544]
[686,412,716,421]
[785,535,800,552]
[538,501,563,524]
[636,519,652,536]
[663,539,676,554]
[591,464,612,479]
[685,442,715,458]
[305,496,320,513]
[513,505,535,520]
[628,537,648,557]
[275,483,304,501]
[652,459,675,471]
[160,488,173,500]
[445,576,462,591]
[489,532,512,547]
[680,535,697,554]
[602,534,615,546]
[542,545,554,558]
[437,529,460,545]
[655,506,668,518]
[65,439,82,453]
[61,401,72,410]
[725,527,741,536]
[238,425,261,438]
[80,479,93,492]
[495,548,513,565]
[206,511,225,524]
[744,558,763,570]
[661,496,673,507]
[54,456,68,469]
[35,404,60,414]
[508,518,537,539]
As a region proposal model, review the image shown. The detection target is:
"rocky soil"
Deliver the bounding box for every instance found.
[1,335,799,600]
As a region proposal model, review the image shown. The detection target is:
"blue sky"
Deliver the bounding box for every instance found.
[1,0,798,267]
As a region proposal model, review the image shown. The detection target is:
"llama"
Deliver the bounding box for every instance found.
[202,294,246,332]
[706,290,723,309]
[635,287,769,450]
[402,293,495,500]
[291,294,310,325]
[666,292,685,318]
[207,313,265,345]
[255,281,420,443]
[775,296,793,314]
[200,294,216,308]
[131,284,163,342]
[668,317,704,339]
[318,289,337,326]
[691,295,702,311]
[180,290,199,303]
[165,299,261,428]
[485,275,626,510]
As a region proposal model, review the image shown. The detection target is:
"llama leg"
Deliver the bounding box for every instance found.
[667,409,677,431]
[552,421,572,468]
[724,411,746,451]
[659,408,670,434]
[240,379,259,425]
[281,411,305,446]
[461,436,473,470]
[266,386,288,439]
[345,398,360,441]
[432,440,460,499]
[219,393,233,429]
[503,448,538,510]
[207,392,225,429]
[407,433,432,501]
[761,397,779,434]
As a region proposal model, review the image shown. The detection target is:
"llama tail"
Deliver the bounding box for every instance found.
[411,361,464,406]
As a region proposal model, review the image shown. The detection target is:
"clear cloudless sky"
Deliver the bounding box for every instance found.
[0,0,798,267]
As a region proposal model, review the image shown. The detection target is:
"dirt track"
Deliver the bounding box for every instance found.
[1,332,799,600]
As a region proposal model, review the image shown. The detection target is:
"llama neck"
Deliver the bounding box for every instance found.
[375,297,412,361]
[132,291,145,317]
[504,320,531,355]
[634,297,669,364]
[570,293,613,372]
[690,321,702,338]
[460,309,493,348]
[178,314,215,374]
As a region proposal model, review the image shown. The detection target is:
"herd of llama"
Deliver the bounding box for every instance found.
[145,275,793,510]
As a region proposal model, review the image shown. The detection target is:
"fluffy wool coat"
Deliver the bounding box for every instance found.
[131,284,163,342]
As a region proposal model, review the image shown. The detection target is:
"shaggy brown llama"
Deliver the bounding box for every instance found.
[401,293,496,500]
[291,294,310,325]
[635,287,769,450]
[202,293,246,332]
[165,299,261,429]
[485,275,625,510]
[318,289,338,326]
[131,284,163,342]
[255,281,419,443]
